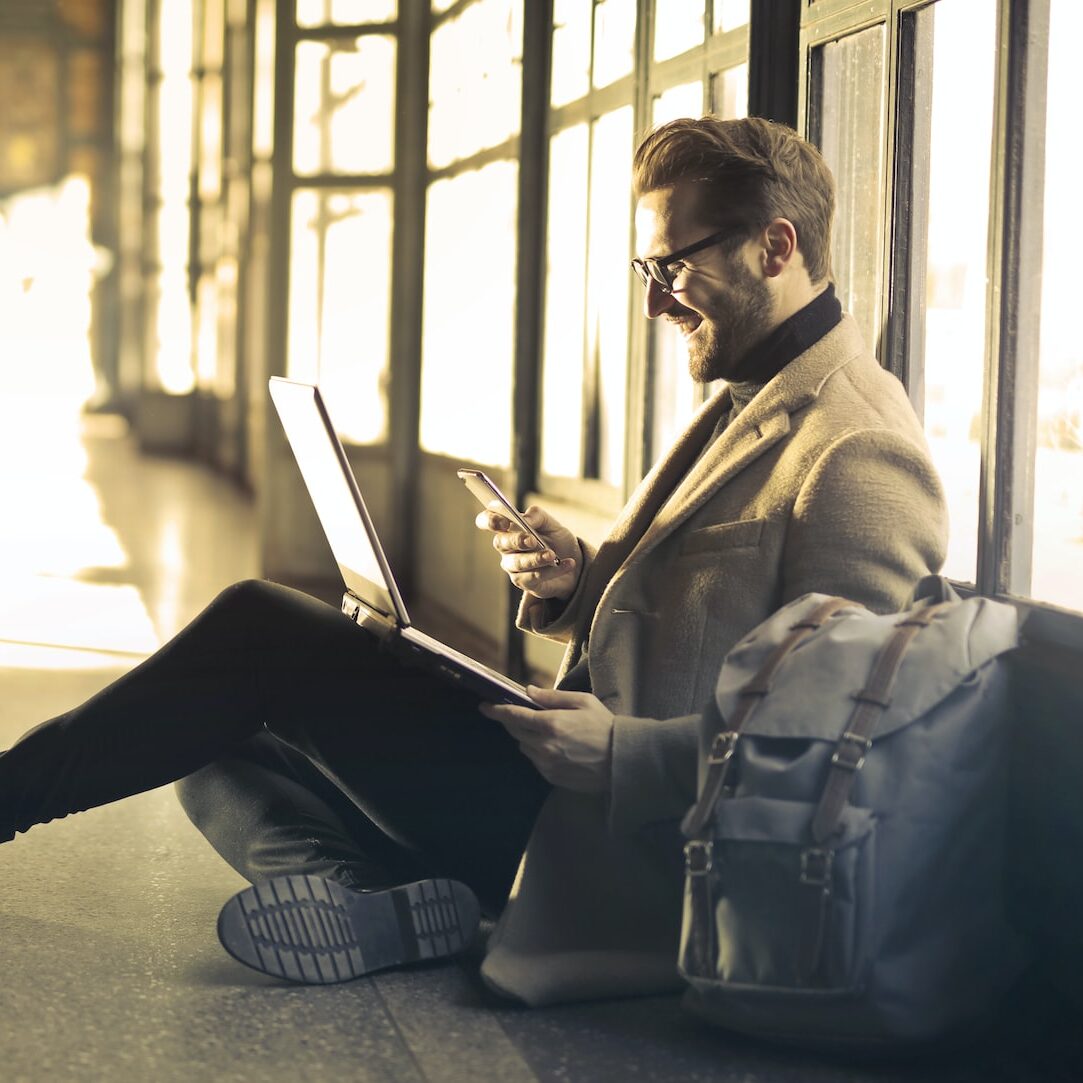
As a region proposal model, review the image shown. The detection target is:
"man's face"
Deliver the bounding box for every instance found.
[633,185,777,383]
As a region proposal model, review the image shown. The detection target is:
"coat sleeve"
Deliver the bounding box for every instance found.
[785,428,948,613]
[516,538,598,643]
[607,711,700,836]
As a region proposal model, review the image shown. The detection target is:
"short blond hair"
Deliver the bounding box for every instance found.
[633,116,835,282]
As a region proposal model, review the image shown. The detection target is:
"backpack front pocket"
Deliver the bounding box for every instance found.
[680,796,876,993]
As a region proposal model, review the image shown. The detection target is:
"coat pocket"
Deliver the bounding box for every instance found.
[680,517,765,556]
[680,797,876,994]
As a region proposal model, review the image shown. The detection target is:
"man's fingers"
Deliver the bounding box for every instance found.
[475,509,513,532]
[479,701,557,737]
[500,550,560,574]
[492,532,540,552]
[522,685,593,708]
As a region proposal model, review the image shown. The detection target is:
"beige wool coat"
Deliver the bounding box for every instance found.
[480,315,948,1006]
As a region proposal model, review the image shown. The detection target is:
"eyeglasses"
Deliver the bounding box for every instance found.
[630,228,736,294]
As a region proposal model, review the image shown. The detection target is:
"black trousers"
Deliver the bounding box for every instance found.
[0,580,551,913]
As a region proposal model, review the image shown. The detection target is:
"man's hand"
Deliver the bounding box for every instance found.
[479,686,614,793]
[476,503,581,601]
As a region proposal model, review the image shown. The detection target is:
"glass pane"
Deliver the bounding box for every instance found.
[120,0,146,55]
[587,106,633,486]
[814,24,886,357]
[911,0,996,585]
[1031,0,1083,609]
[287,189,393,443]
[428,0,523,170]
[540,124,589,478]
[152,0,195,393]
[654,0,704,61]
[297,0,397,26]
[119,62,145,152]
[293,36,396,176]
[551,0,590,106]
[592,0,636,89]
[710,62,747,119]
[202,0,225,67]
[154,269,195,393]
[420,161,519,465]
[652,80,703,126]
[252,0,276,157]
[712,0,749,34]
[198,73,223,199]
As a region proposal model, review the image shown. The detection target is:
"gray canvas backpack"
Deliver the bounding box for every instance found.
[678,576,1028,1046]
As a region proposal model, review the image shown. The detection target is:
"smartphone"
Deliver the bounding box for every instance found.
[457,468,559,565]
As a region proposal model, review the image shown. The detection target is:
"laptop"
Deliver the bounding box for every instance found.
[268,376,534,708]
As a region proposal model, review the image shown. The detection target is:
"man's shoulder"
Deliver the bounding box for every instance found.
[790,316,919,434]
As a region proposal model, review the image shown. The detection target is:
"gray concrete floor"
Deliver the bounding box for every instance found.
[0,414,1078,1082]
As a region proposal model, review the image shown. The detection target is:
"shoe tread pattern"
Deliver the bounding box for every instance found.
[217,875,478,985]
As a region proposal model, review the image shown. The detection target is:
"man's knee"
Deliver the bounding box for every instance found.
[208,578,280,619]
[175,768,218,830]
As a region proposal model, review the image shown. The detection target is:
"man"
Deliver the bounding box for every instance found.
[0,117,945,1004]
[475,115,946,1003]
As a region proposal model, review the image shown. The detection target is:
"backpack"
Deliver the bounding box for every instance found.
[678,576,1028,1047]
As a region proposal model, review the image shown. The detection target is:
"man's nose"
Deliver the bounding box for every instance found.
[643,277,676,320]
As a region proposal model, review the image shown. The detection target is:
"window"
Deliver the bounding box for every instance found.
[1028,0,1083,610]
[540,1,751,500]
[288,189,394,443]
[899,0,997,585]
[644,3,750,468]
[283,4,398,443]
[803,0,1083,630]
[418,0,523,466]
[810,24,887,357]
[146,0,195,395]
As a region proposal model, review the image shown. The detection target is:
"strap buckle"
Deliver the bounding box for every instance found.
[707,731,739,765]
[830,731,873,771]
[799,847,834,888]
[684,840,714,876]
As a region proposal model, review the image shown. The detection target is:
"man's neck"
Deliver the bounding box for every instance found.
[727,282,842,387]
[772,277,831,330]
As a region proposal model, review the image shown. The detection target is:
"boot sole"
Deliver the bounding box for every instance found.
[217,875,480,984]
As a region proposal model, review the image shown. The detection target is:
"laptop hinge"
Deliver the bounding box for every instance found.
[341,592,395,641]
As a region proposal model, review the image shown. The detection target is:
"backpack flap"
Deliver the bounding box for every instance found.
[713,593,1019,744]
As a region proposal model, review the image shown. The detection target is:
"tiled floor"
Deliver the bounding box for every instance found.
[0,416,1078,1082]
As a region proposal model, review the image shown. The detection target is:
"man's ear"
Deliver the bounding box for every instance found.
[761,218,798,278]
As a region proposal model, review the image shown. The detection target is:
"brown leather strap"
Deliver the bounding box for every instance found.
[796,846,835,985]
[809,603,950,845]
[681,596,854,838]
[680,841,715,978]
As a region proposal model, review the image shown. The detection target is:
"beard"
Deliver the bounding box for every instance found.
[680,257,776,384]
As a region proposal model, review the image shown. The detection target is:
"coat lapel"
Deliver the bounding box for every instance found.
[616,316,865,569]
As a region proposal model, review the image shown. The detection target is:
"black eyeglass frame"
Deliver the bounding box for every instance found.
[629,227,739,294]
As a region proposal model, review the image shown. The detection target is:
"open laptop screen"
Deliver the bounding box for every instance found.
[268,377,405,622]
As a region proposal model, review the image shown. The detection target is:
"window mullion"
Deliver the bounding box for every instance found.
[979,0,1048,598]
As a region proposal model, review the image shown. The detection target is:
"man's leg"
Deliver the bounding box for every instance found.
[0,577,547,861]
[174,731,434,893]
[0,577,549,981]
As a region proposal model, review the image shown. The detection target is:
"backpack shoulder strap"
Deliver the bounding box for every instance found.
[809,602,950,845]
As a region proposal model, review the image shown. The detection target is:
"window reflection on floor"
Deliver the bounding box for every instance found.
[0,178,159,670]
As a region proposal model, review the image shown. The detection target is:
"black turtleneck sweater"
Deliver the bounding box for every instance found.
[718,282,842,432]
